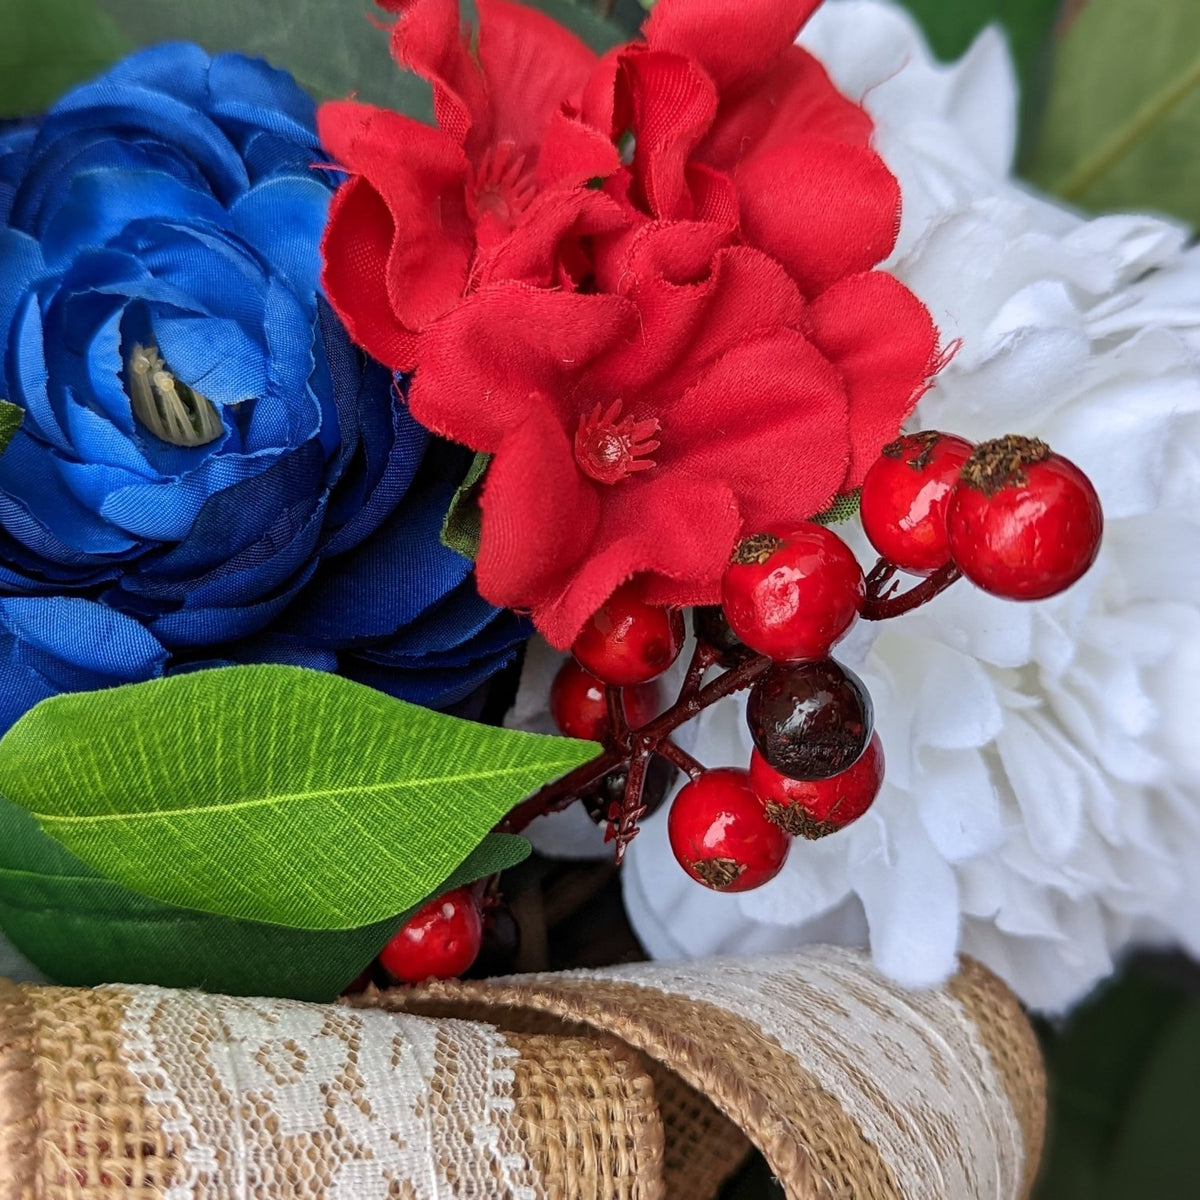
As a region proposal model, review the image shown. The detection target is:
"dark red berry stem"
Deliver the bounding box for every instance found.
[657,739,706,781]
[610,746,651,861]
[861,560,961,621]
[505,559,958,843]
[605,685,630,748]
[864,557,900,602]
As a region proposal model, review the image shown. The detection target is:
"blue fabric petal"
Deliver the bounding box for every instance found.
[40,168,228,270]
[0,595,167,734]
[283,467,474,644]
[230,176,331,301]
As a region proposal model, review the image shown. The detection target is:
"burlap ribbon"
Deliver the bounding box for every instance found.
[0,946,1044,1199]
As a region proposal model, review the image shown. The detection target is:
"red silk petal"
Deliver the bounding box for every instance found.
[475,397,600,613]
[736,138,900,297]
[659,326,851,529]
[592,236,807,407]
[538,108,622,188]
[532,474,740,649]
[476,0,599,158]
[644,0,821,92]
[807,272,939,486]
[320,178,420,372]
[702,46,873,171]
[619,48,718,220]
[385,0,487,147]
[319,102,472,332]
[408,285,636,450]
[473,187,629,291]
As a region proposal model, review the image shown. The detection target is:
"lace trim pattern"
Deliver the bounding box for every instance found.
[114,986,540,1199]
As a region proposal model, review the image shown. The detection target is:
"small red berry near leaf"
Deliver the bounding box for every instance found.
[667,768,790,892]
[860,431,975,574]
[550,660,660,742]
[379,888,483,984]
[750,734,885,838]
[572,582,685,685]
[947,436,1103,600]
[721,523,864,662]
[747,660,874,781]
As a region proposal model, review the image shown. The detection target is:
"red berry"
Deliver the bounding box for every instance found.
[379,887,483,984]
[860,431,975,574]
[572,582,685,685]
[946,436,1103,601]
[750,734,885,838]
[667,768,790,892]
[550,659,660,742]
[721,524,864,662]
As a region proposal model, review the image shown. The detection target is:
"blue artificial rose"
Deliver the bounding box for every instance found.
[0,596,167,733]
[0,45,526,728]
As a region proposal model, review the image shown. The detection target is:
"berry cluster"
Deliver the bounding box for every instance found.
[523,431,1103,895]
[383,432,1103,981]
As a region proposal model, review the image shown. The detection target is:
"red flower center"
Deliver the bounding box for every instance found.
[574,400,661,485]
[466,142,538,233]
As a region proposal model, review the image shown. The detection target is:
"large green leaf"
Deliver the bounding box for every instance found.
[1027,0,1200,224]
[0,793,528,1000]
[0,402,21,459]
[97,0,432,118]
[0,664,597,929]
[0,0,132,117]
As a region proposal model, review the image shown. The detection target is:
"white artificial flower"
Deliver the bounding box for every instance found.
[613,0,1200,1013]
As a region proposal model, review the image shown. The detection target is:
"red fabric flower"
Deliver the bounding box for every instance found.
[409,225,937,648]
[319,0,942,647]
[319,0,623,371]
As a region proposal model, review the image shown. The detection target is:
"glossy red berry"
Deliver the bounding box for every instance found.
[549,660,660,742]
[750,734,885,839]
[747,660,873,781]
[379,888,483,984]
[667,768,790,892]
[721,523,864,662]
[572,583,685,685]
[860,431,975,574]
[946,436,1103,600]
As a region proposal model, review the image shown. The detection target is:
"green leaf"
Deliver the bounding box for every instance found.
[1026,0,1200,224]
[1103,998,1200,1198]
[521,0,628,52]
[0,0,133,117]
[0,664,597,930]
[96,0,432,118]
[896,0,1060,82]
[812,489,861,526]
[1032,966,1190,1200]
[0,402,21,460]
[0,792,528,1000]
[441,451,490,561]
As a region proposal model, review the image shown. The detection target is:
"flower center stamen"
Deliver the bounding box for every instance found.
[466,142,538,233]
[574,400,660,485]
[127,343,223,448]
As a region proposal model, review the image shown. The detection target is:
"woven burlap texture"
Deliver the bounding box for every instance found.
[0,946,1044,1200]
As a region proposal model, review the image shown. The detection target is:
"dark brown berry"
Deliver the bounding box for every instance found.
[747,660,874,781]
